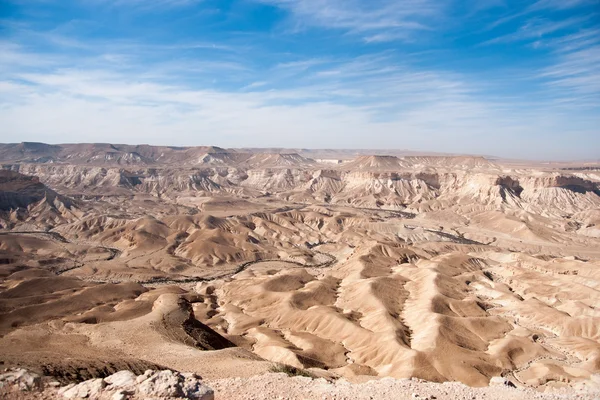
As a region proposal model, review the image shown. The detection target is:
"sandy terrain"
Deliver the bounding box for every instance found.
[209,373,600,400]
[1,142,599,398]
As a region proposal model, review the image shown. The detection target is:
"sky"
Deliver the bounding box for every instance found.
[0,0,599,160]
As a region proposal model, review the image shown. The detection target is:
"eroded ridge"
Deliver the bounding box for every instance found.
[1,145,599,395]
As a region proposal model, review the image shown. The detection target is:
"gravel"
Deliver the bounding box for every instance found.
[208,373,600,400]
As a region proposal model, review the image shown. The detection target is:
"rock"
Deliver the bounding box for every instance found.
[0,368,42,391]
[61,378,106,399]
[181,373,214,400]
[111,390,129,400]
[57,383,75,396]
[4,368,213,400]
[136,370,153,384]
[138,370,182,398]
[489,376,516,388]
[104,370,137,389]
[135,369,213,399]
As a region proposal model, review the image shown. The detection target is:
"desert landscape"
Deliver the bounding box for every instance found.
[0,142,599,399]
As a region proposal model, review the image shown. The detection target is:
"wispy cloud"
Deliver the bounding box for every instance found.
[529,0,595,11]
[482,15,589,45]
[257,0,441,42]
[537,28,600,52]
[363,32,413,43]
[274,58,328,70]
[0,0,598,159]
[484,0,595,31]
[2,38,596,160]
[541,45,600,96]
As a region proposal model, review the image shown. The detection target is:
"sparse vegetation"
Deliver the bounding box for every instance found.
[269,364,315,378]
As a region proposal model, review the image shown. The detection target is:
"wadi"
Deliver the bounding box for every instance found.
[1,142,599,399]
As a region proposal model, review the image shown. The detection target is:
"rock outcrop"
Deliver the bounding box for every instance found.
[0,368,214,400]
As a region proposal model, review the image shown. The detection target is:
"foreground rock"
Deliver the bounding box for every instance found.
[0,369,42,392]
[0,369,214,400]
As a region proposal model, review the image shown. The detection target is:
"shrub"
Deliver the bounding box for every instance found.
[269,364,314,378]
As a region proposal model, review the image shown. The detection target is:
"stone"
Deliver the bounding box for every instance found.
[0,368,42,391]
[136,370,213,400]
[3,368,215,400]
[57,383,76,396]
[61,378,106,399]
[138,370,183,398]
[135,370,153,384]
[489,376,516,388]
[111,390,129,400]
[182,376,214,400]
[104,370,137,389]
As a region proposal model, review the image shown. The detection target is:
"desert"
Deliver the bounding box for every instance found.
[3,0,599,397]
[0,142,599,399]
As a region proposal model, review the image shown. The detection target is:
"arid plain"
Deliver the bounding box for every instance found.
[1,142,600,399]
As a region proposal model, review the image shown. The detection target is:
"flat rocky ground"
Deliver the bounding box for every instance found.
[208,373,600,400]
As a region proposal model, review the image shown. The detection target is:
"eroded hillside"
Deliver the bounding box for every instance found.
[1,143,599,393]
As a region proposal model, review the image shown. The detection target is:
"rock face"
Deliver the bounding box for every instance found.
[1,368,214,400]
[58,369,214,400]
[5,156,599,216]
[0,170,79,229]
[151,293,236,351]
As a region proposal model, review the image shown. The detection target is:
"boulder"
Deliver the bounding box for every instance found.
[104,371,137,389]
[60,378,106,398]
[0,368,42,391]
[136,370,214,400]
[489,376,516,388]
[138,370,182,398]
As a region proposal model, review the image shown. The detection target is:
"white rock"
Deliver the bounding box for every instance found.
[135,370,213,400]
[57,383,76,396]
[489,376,516,388]
[0,368,42,391]
[61,378,106,399]
[111,390,129,400]
[135,370,153,384]
[489,376,505,386]
[138,370,181,397]
[104,370,137,389]
[44,369,214,400]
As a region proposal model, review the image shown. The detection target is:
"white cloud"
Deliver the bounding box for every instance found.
[529,0,595,11]
[1,48,598,160]
[541,45,600,96]
[257,0,440,42]
[482,15,590,45]
[0,1,598,160]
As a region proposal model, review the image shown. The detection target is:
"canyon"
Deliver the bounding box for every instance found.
[1,142,599,398]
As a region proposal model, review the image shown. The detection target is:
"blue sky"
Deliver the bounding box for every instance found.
[0,0,598,160]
